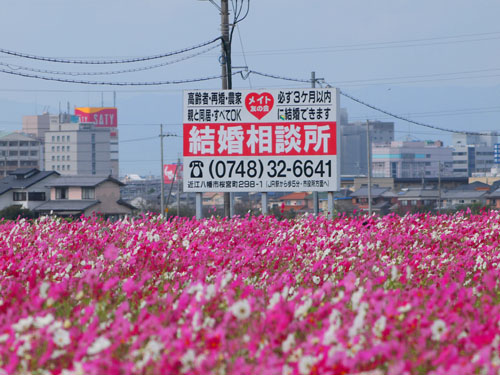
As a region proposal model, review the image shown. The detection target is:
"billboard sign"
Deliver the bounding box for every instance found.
[74,107,118,128]
[183,88,340,192]
[164,164,181,184]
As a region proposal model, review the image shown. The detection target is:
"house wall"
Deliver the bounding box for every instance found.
[0,174,58,211]
[91,180,131,215]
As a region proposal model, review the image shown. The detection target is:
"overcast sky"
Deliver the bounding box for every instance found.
[1,0,499,176]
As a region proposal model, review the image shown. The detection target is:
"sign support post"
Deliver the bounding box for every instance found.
[262,192,268,215]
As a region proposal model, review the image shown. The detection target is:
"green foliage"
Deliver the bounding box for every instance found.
[0,205,35,220]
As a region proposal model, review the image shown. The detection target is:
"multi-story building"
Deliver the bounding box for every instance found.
[340,120,394,176]
[451,133,498,177]
[75,107,119,177]
[22,113,55,141]
[372,140,453,178]
[0,132,42,178]
[44,117,111,176]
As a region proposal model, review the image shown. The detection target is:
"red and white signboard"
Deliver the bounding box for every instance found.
[163,164,180,184]
[183,88,340,192]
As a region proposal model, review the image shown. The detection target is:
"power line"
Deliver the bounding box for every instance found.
[338,89,499,136]
[0,38,220,64]
[233,31,500,57]
[0,67,243,86]
[0,45,218,76]
[243,70,499,137]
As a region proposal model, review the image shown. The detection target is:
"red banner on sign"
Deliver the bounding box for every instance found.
[183,122,336,157]
[164,164,180,184]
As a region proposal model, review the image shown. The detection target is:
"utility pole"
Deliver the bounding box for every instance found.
[221,0,232,218]
[366,120,372,216]
[438,162,442,214]
[312,71,320,216]
[160,124,165,217]
[177,157,181,216]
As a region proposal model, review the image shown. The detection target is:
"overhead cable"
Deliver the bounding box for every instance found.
[0,67,243,86]
[0,37,220,65]
[0,44,218,76]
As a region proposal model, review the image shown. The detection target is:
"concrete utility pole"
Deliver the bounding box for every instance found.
[177,157,181,216]
[221,0,232,218]
[160,124,165,217]
[366,120,372,216]
[312,71,320,216]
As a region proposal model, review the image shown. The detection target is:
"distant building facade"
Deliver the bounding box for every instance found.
[451,133,498,177]
[372,140,453,178]
[44,117,111,176]
[340,120,394,176]
[0,132,42,178]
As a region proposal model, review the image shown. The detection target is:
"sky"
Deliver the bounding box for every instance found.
[1,0,500,177]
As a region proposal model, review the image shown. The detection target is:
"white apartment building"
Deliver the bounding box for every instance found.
[372,140,454,178]
[44,118,111,176]
[452,133,497,177]
[0,132,42,178]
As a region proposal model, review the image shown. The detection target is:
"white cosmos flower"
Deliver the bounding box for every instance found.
[87,336,111,355]
[180,349,196,373]
[53,328,71,348]
[230,299,251,320]
[322,324,338,345]
[294,298,312,319]
[39,281,50,299]
[372,316,387,338]
[281,333,295,353]
[312,276,321,285]
[13,316,34,333]
[268,292,281,309]
[431,319,447,341]
[34,314,55,328]
[298,355,317,375]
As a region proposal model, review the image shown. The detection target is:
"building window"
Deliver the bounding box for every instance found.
[67,155,70,161]
[52,146,55,152]
[57,146,60,152]
[62,165,65,170]
[82,187,95,200]
[61,146,65,152]
[13,192,27,201]
[9,151,17,156]
[57,156,60,161]
[28,192,46,201]
[67,136,71,142]
[52,156,55,161]
[52,136,55,142]
[30,150,37,156]
[67,165,70,170]
[57,136,60,142]
[67,146,70,152]
[55,187,68,199]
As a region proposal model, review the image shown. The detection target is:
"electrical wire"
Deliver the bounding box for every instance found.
[234,32,500,57]
[0,38,220,65]
[242,70,500,137]
[0,67,243,86]
[0,44,218,76]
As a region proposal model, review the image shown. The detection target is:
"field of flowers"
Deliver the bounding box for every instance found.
[1,211,500,374]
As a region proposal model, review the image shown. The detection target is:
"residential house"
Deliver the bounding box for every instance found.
[397,188,440,213]
[0,168,59,211]
[441,190,488,210]
[278,192,313,213]
[351,186,398,215]
[487,188,500,209]
[35,175,134,218]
